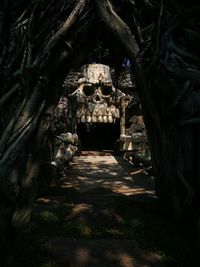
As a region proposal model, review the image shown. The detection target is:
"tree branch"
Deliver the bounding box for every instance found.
[32,0,87,69]
[0,84,19,108]
[94,0,139,62]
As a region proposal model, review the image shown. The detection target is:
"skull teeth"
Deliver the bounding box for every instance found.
[103,116,108,123]
[97,115,103,123]
[108,115,113,123]
[86,116,91,123]
[78,114,114,123]
[77,107,119,123]
[81,115,86,123]
[92,115,97,122]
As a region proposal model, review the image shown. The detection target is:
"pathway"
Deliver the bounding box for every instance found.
[35,152,164,267]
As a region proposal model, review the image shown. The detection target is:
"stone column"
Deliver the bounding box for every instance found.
[120,96,126,135]
[119,96,126,151]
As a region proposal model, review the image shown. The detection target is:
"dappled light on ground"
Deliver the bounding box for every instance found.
[2,153,199,267]
[45,238,163,267]
[46,155,156,197]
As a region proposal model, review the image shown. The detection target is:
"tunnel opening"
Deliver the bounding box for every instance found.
[77,120,120,151]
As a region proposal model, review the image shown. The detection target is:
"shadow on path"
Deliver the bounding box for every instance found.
[32,154,165,267]
[3,154,198,267]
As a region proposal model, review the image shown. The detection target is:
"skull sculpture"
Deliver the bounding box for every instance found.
[70,64,124,124]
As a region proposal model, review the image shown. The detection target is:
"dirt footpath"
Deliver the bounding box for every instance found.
[36,153,164,267]
[65,154,155,196]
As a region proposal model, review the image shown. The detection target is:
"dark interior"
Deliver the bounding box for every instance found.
[77,120,120,151]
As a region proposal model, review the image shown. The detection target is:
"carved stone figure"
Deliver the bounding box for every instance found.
[64,63,147,152]
[51,132,79,181]
[69,64,125,127]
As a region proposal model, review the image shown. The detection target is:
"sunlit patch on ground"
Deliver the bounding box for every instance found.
[2,155,199,267]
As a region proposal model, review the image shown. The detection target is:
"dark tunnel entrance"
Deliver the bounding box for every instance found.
[77,120,120,151]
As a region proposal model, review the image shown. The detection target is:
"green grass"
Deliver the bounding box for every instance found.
[113,196,200,267]
[1,198,200,267]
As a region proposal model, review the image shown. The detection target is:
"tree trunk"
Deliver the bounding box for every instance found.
[135,2,200,223]
[0,0,96,241]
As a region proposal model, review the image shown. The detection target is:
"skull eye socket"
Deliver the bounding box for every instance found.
[83,85,95,96]
[101,85,112,96]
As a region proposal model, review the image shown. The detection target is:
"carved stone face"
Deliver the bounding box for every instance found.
[71,64,124,124]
